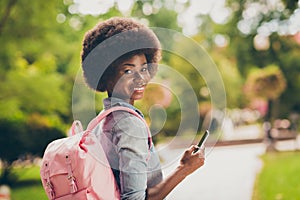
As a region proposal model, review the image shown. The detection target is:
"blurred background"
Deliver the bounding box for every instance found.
[0,0,299,199]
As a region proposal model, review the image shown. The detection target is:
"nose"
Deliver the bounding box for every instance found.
[134,72,146,85]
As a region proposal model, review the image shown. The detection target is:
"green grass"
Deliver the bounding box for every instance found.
[253,151,300,200]
[9,165,47,200]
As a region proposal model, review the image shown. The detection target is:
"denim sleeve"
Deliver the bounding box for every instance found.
[112,115,149,200]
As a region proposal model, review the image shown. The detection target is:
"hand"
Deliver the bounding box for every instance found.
[147,146,205,199]
[179,145,205,176]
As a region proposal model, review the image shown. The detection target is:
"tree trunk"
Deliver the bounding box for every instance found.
[264,99,277,152]
[265,99,273,121]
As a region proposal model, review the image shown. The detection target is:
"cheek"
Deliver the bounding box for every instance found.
[143,72,151,82]
[115,77,133,90]
[146,73,151,81]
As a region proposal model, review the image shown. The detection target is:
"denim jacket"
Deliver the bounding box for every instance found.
[96,97,163,200]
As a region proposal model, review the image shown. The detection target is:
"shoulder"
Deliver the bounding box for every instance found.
[110,110,147,132]
[102,108,148,129]
[110,111,150,153]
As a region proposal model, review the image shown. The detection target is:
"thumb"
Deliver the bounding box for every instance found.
[188,145,199,154]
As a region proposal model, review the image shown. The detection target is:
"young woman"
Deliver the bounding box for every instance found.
[81,17,205,200]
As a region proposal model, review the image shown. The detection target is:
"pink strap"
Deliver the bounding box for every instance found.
[69,120,83,136]
[80,106,152,149]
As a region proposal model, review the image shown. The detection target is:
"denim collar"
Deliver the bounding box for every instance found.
[103,97,144,118]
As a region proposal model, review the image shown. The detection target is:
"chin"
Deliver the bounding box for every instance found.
[131,94,144,101]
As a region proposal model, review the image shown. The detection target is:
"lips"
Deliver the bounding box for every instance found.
[133,86,145,93]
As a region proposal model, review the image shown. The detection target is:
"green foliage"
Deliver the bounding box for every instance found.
[0,118,64,185]
[1,59,69,119]
[276,38,300,115]
[0,52,70,165]
[202,0,300,118]
[145,7,180,31]
[253,151,300,200]
[1,0,300,178]
[244,65,287,100]
[0,119,64,163]
[0,0,76,176]
[211,52,244,108]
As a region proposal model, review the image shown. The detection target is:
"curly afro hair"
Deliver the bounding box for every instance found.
[81,17,161,92]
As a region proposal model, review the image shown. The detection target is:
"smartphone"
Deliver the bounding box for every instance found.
[193,130,209,153]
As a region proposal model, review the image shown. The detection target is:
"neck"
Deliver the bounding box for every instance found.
[107,92,135,105]
[129,98,134,105]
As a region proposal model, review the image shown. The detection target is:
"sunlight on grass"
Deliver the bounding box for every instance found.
[11,184,48,200]
[253,151,300,200]
[9,165,48,200]
[12,165,40,181]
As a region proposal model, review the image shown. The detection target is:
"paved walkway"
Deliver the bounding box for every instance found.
[158,143,266,200]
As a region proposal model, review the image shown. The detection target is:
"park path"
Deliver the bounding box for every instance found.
[158,143,266,200]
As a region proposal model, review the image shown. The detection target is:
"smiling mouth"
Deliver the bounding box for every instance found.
[133,86,145,92]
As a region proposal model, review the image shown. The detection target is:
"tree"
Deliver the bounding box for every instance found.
[0,48,70,184]
[244,65,287,121]
[0,0,75,184]
[188,0,300,118]
[0,0,184,183]
[0,120,63,185]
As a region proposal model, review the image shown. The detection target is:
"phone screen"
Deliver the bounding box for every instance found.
[194,130,209,152]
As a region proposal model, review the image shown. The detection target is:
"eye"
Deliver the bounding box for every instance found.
[124,69,132,74]
[141,65,149,73]
[141,68,148,72]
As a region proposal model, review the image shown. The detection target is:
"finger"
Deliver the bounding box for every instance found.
[199,146,205,154]
[190,145,199,154]
[198,148,205,158]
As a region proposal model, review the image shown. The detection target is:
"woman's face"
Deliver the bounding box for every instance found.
[107,54,151,105]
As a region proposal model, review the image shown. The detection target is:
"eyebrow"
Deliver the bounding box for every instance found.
[121,62,148,67]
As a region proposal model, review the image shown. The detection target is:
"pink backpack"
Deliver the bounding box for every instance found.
[40,106,151,200]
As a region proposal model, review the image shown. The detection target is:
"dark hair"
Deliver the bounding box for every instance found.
[81,17,161,92]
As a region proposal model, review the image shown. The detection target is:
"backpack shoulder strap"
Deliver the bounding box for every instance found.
[83,106,152,149]
[86,106,144,131]
[68,120,84,136]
